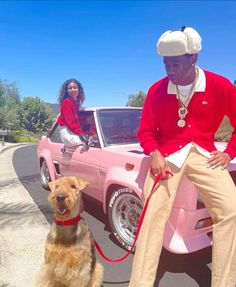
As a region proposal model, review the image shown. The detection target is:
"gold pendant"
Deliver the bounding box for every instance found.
[177,119,186,127]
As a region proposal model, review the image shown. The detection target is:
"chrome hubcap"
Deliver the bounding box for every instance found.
[112,193,142,246]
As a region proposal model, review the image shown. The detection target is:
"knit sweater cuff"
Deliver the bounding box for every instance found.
[223,147,236,161]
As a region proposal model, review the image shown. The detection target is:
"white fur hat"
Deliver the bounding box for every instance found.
[157,26,202,56]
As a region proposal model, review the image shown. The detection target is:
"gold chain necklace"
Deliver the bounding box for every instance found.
[175,68,198,128]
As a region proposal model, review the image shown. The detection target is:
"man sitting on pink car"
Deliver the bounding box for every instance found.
[129,26,236,287]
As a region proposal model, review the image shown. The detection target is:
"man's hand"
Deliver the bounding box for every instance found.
[150,150,168,177]
[207,150,231,169]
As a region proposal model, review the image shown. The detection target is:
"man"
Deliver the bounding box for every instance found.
[129,27,236,287]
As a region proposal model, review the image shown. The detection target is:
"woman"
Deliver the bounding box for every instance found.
[57,78,88,148]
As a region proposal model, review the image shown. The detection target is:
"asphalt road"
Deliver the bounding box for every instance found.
[12,144,213,287]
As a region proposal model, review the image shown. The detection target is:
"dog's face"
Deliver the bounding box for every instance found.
[48,177,89,220]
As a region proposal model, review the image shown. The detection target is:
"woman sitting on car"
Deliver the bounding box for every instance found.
[57,78,89,149]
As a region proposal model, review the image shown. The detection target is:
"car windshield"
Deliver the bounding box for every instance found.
[97,109,142,146]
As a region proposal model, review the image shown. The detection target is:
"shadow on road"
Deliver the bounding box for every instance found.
[155,246,212,287]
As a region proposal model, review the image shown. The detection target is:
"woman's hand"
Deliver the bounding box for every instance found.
[207,150,231,170]
[79,133,89,144]
[150,150,168,177]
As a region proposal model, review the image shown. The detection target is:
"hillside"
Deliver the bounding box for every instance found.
[46,102,60,118]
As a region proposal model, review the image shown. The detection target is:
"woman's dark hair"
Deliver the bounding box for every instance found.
[58,78,85,108]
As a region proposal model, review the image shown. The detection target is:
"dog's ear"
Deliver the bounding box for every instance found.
[74,178,89,191]
[48,180,56,191]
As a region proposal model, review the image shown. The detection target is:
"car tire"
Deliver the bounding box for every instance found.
[108,187,143,251]
[40,159,51,190]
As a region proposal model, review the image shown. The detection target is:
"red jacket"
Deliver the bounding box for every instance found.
[57,98,83,135]
[138,70,236,159]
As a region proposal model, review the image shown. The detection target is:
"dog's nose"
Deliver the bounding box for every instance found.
[56,195,65,202]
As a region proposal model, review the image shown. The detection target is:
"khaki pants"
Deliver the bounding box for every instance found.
[129,146,236,287]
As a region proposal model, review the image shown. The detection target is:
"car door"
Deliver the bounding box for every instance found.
[61,146,103,202]
[60,111,104,202]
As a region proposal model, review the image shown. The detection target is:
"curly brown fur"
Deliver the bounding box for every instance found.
[37,176,103,287]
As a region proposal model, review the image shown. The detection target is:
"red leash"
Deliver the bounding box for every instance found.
[94,169,173,262]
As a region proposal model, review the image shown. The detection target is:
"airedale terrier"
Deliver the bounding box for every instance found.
[37,176,103,287]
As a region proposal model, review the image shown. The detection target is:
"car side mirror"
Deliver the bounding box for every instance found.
[80,135,99,153]
[89,134,99,146]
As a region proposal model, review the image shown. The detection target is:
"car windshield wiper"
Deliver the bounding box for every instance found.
[109,135,137,140]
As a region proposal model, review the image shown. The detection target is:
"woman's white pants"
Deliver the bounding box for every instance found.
[59,126,82,147]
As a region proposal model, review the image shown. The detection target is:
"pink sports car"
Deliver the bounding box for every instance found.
[37,107,236,253]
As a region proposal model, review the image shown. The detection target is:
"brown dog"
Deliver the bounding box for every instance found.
[37,176,104,287]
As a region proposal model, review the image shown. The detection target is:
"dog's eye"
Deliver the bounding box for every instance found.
[71,184,76,189]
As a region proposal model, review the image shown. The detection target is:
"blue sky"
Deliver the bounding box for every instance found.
[0,1,235,107]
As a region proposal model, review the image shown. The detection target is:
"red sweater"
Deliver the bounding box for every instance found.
[57,98,83,135]
[138,70,236,159]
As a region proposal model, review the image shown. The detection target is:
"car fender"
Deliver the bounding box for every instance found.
[103,166,145,213]
[38,149,56,181]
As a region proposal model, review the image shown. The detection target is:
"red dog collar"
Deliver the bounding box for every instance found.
[55,214,83,226]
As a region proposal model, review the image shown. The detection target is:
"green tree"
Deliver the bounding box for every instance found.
[21,97,53,133]
[3,103,23,130]
[126,91,146,107]
[0,80,21,130]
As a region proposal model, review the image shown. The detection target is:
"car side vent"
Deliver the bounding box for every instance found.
[128,150,143,154]
[54,162,60,175]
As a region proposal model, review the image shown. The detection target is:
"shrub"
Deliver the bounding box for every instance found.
[6,129,40,143]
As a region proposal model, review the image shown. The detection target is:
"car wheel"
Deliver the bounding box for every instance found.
[40,159,51,190]
[108,188,143,251]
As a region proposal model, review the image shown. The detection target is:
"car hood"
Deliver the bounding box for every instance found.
[104,141,236,163]
[105,143,145,156]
